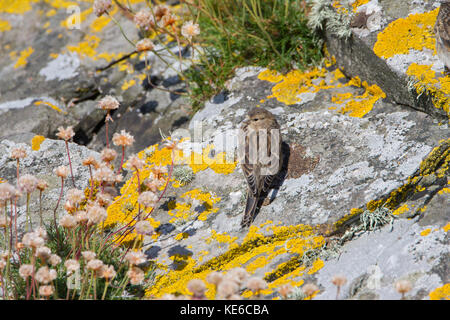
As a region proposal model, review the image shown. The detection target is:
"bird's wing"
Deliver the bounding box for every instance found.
[242,163,259,196]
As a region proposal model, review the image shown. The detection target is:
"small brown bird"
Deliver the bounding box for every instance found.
[435,1,450,74]
[239,107,282,228]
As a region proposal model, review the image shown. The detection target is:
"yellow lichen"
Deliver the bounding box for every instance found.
[420,228,431,236]
[0,18,11,31]
[31,135,45,151]
[13,47,34,69]
[393,204,410,216]
[429,283,450,300]
[34,100,66,114]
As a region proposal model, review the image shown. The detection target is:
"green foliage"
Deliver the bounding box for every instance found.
[184,0,323,110]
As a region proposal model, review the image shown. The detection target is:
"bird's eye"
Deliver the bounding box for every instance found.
[253,118,258,121]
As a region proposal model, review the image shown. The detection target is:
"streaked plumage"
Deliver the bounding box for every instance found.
[435,1,450,73]
[239,108,282,228]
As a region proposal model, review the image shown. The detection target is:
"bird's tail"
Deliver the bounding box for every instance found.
[241,192,259,228]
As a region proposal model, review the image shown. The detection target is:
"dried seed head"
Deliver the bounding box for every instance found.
[206,271,224,286]
[54,165,70,179]
[66,188,85,205]
[0,183,17,202]
[10,146,27,160]
[127,266,145,285]
[39,285,54,297]
[134,220,155,235]
[18,174,39,194]
[125,251,146,266]
[134,9,155,30]
[181,20,200,40]
[59,215,78,229]
[137,191,158,208]
[101,148,118,163]
[331,275,347,287]
[302,283,319,297]
[136,38,155,52]
[35,266,57,284]
[246,277,267,293]
[98,95,119,111]
[19,264,34,279]
[394,280,412,295]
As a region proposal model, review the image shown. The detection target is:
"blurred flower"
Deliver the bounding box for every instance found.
[59,215,78,229]
[136,38,155,52]
[125,251,146,265]
[93,0,112,17]
[226,267,249,287]
[98,95,119,111]
[64,259,80,275]
[93,164,116,183]
[22,231,45,249]
[302,283,319,297]
[100,264,116,280]
[0,216,10,228]
[126,155,145,171]
[137,191,158,208]
[75,210,88,223]
[101,148,118,163]
[187,279,207,299]
[217,279,239,299]
[18,174,38,194]
[19,264,34,279]
[278,283,294,299]
[86,259,104,272]
[246,277,267,293]
[86,205,108,225]
[67,188,85,205]
[54,166,70,179]
[127,266,145,285]
[206,271,224,287]
[112,129,135,147]
[154,5,170,21]
[56,126,75,141]
[35,266,57,284]
[0,183,16,202]
[82,156,100,168]
[35,246,52,261]
[331,275,347,287]
[10,146,27,160]
[97,192,113,207]
[81,251,96,261]
[134,220,155,235]
[395,280,412,298]
[39,285,54,297]
[160,13,177,28]
[134,9,155,30]
[36,179,49,192]
[49,254,61,267]
[181,21,200,40]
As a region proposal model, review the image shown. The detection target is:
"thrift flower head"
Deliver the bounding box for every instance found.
[160,13,177,28]
[100,264,116,280]
[217,279,239,299]
[59,215,78,229]
[35,246,52,261]
[181,21,200,40]
[39,285,54,297]
[86,259,104,271]
[136,38,155,52]
[125,251,146,265]
[81,251,96,261]
[22,231,45,249]
[137,191,158,208]
[98,95,119,111]
[56,126,75,141]
[64,259,80,275]
[18,174,38,194]
[54,166,70,179]
[36,179,49,192]
[302,283,319,297]
[97,192,113,207]
[35,266,57,284]
[246,277,267,293]
[126,154,145,171]
[82,156,100,168]
[154,5,169,21]
[112,129,135,147]
[101,148,118,163]
[395,280,412,295]
[0,183,16,202]
[134,9,155,30]
[134,220,155,235]
[75,211,88,223]
[187,279,207,299]
[331,275,347,287]
[226,267,249,286]
[49,254,61,267]
[206,271,223,286]
[19,264,34,279]
[87,205,108,225]
[67,188,85,205]
[278,284,294,299]
[0,216,10,228]
[10,146,27,160]
[127,266,145,285]
[93,164,116,183]
[93,0,112,17]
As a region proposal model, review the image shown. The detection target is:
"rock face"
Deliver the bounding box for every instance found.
[320,0,449,120]
[0,0,190,153]
[0,1,448,300]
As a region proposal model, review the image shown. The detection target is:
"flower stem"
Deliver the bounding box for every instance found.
[65,141,76,188]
